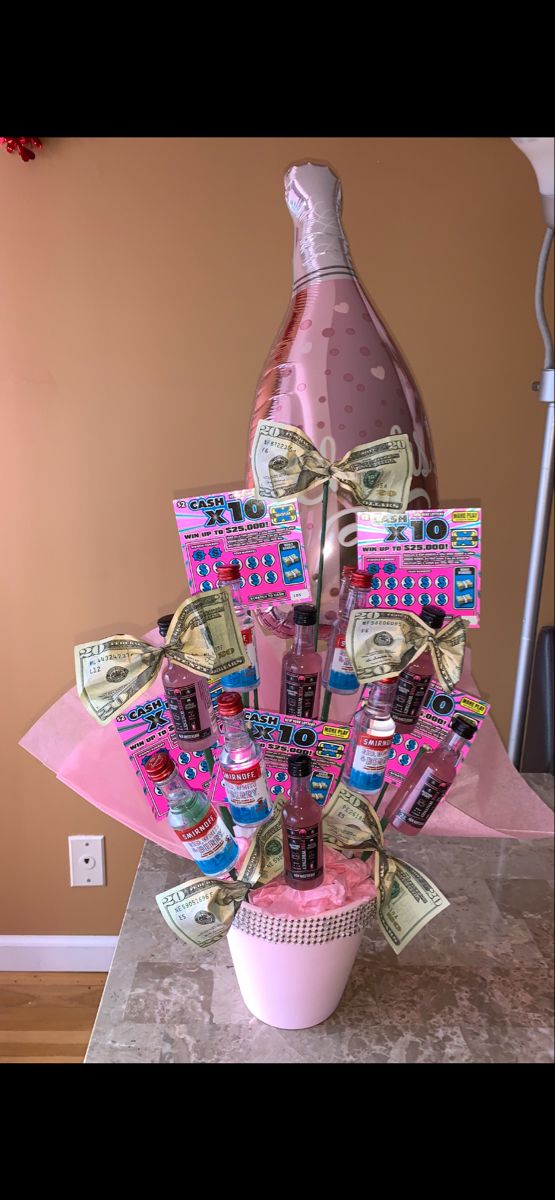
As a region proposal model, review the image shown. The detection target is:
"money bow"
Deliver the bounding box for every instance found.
[156,786,449,956]
[310,783,449,954]
[156,798,286,948]
[346,609,467,693]
[251,419,414,509]
[74,589,249,725]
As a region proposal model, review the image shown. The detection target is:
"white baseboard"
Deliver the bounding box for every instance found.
[0,935,117,972]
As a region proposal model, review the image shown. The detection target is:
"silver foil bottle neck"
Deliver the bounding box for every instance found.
[284,162,354,287]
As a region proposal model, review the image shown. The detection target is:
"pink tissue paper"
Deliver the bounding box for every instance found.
[19,636,553,857]
[249,846,376,916]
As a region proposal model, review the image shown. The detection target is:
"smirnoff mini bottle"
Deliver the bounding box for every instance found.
[344,678,397,795]
[391,604,446,728]
[217,692,272,833]
[386,715,477,835]
[337,565,356,615]
[280,603,322,718]
[158,614,217,751]
[215,563,260,692]
[282,754,324,890]
[322,570,373,694]
[144,751,238,877]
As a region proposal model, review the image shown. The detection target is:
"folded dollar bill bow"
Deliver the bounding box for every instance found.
[346,609,467,693]
[74,589,249,725]
[156,798,286,950]
[251,419,414,510]
[156,785,449,956]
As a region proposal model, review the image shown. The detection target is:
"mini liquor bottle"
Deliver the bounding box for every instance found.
[217,692,272,833]
[144,750,239,877]
[386,715,477,835]
[337,565,355,615]
[215,564,260,692]
[322,570,373,695]
[280,603,322,718]
[391,604,446,728]
[282,754,324,890]
[158,614,217,752]
[343,678,397,795]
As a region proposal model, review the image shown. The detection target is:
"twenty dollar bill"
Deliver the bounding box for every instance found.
[376,857,450,955]
[75,588,249,725]
[324,783,449,955]
[251,420,413,510]
[156,875,250,950]
[346,609,466,692]
[323,781,384,853]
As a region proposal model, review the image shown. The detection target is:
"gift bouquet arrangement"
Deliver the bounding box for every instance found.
[21,162,552,1031]
[71,415,475,1024]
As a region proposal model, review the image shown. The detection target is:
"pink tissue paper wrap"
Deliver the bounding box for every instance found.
[250,847,376,917]
[19,636,553,858]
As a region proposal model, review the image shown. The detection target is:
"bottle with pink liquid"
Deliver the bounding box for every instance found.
[217,692,272,834]
[280,603,322,718]
[158,614,217,752]
[282,755,324,890]
[245,161,438,643]
[386,715,477,835]
[391,604,446,728]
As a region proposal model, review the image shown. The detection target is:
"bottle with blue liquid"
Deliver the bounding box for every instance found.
[217,692,272,834]
[144,751,239,878]
[215,563,260,692]
[322,570,373,694]
[344,678,397,795]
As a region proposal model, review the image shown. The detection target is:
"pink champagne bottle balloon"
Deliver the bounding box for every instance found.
[245,161,439,714]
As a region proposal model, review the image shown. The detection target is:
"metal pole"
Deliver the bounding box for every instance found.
[508,368,554,765]
[508,222,554,768]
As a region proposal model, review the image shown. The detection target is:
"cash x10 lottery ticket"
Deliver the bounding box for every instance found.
[174,489,311,608]
[357,508,482,627]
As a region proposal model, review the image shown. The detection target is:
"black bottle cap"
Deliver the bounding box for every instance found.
[157,614,174,638]
[420,604,446,631]
[450,715,478,739]
[293,603,317,626]
[288,754,312,778]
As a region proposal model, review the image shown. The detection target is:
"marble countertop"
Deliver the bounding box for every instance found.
[86,778,554,1064]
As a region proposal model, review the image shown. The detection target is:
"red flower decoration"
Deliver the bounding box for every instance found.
[1,137,43,162]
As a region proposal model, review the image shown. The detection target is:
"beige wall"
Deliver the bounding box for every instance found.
[1,137,552,935]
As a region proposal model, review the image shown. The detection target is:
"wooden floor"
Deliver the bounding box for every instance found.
[0,973,107,1063]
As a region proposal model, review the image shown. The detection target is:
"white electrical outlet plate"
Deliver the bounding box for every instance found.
[69,836,106,887]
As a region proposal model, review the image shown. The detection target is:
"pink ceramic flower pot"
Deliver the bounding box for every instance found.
[227,895,376,1030]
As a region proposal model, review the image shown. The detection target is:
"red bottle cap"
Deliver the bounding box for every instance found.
[217,692,244,716]
[144,751,174,783]
[351,570,374,590]
[215,563,240,581]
